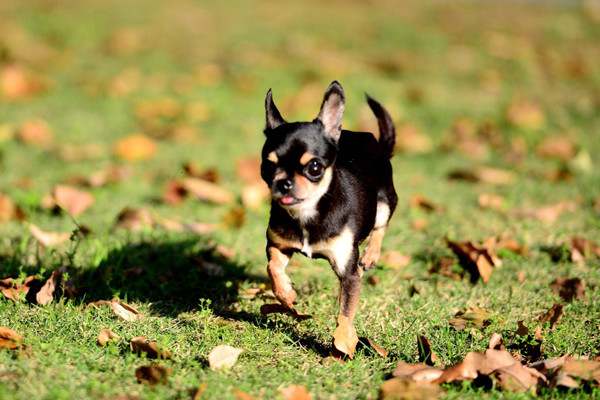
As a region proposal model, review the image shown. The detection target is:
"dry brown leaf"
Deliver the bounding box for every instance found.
[478,193,504,211]
[182,177,233,205]
[1,64,45,100]
[515,201,577,224]
[379,251,411,270]
[236,157,263,184]
[449,306,491,330]
[154,217,217,235]
[241,183,270,210]
[0,327,23,350]
[130,336,171,359]
[222,206,246,228]
[379,377,442,400]
[488,333,504,350]
[495,362,546,392]
[0,193,25,223]
[410,195,442,213]
[395,123,433,154]
[29,224,71,247]
[135,364,170,385]
[362,337,389,358]
[208,345,243,370]
[111,300,142,321]
[538,303,563,330]
[506,99,545,130]
[428,256,462,280]
[550,277,585,302]
[57,143,106,162]
[53,185,94,216]
[280,385,311,400]
[97,328,120,346]
[191,383,208,400]
[435,350,514,383]
[162,180,188,205]
[448,167,515,185]
[78,165,131,188]
[417,335,439,366]
[446,238,500,283]
[114,207,153,231]
[182,162,219,182]
[332,315,358,359]
[113,134,157,161]
[392,362,443,382]
[570,236,600,264]
[35,270,61,305]
[536,135,576,161]
[17,119,53,148]
[232,389,255,400]
[411,219,428,231]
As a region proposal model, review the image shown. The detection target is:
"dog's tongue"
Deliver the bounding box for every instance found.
[280,196,295,205]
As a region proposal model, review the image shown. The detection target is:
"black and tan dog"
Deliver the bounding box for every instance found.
[260,81,397,357]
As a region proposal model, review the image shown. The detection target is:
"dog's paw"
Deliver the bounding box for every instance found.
[359,249,380,270]
[273,287,297,309]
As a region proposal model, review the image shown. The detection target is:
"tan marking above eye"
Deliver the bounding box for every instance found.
[267,151,278,163]
[299,152,315,166]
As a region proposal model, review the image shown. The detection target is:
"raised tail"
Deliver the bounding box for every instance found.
[366,94,396,158]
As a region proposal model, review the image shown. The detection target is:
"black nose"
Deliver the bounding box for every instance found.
[276,179,293,194]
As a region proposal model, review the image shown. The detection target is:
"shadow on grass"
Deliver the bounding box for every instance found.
[71,237,268,317]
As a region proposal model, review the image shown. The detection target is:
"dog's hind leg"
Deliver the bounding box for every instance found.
[359,201,391,270]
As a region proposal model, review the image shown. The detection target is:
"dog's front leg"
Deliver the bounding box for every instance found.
[266,246,297,309]
[333,248,361,358]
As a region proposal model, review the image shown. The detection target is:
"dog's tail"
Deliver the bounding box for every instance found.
[366,94,396,158]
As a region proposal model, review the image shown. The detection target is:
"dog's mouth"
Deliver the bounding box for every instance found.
[278,195,303,206]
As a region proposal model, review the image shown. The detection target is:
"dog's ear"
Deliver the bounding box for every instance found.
[264,89,286,133]
[316,81,345,142]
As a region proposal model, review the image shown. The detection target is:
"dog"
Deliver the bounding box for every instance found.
[260,81,397,357]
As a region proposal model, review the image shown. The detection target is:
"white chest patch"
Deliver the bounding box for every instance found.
[306,226,354,276]
[301,229,312,257]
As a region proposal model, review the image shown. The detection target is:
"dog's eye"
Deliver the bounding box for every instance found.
[305,159,324,179]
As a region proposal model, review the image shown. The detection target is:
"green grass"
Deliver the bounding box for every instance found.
[1,0,600,398]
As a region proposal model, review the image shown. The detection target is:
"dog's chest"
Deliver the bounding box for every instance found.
[299,227,354,275]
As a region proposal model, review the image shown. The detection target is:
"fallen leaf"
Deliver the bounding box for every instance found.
[222,206,246,228]
[130,336,171,359]
[417,335,439,366]
[361,337,389,358]
[478,193,504,211]
[0,193,25,223]
[367,275,380,286]
[182,177,233,205]
[515,200,577,224]
[111,300,142,321]
[0,327,23,350]
[76,165,131,188]
[235,157,262,184]
[379,377,442,400]
[449,306,491,330]
[488,333,504,350]
[97,329,120,346]
[154,217,217,235]
[52,185,94,216]
[332,315,358,359]
[1,64,45,100]
[241,184,270,210]
[232,389,254,400]
[495,361,546,392]
[506,99,545,130]
[114,207,153,231]
[536,135,576,161]
[446,238,501,283]
[538,303,563,330]
[448,167,515,185]
[410,195,442,213]
[29,224,71,247]
[392,362,443,382]
[162,180,188,205]
[135,364,169,385]
[428,256,462,280]
[550,277,585,302]
[17,119,53,148]
[113,134,157,161]
[35,270,61,305]
[570,236,600,264]
[57,143,106,162]
[411,219,428,231]
[379,251,411,269]
[395,123,433,154]
[191,383,208,400]
[183,162,219,182]
[280,385,311,400]
[208,345,243,370]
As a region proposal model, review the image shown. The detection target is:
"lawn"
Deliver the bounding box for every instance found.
[1,0,599,399]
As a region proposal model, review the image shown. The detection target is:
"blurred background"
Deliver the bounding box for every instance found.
[0,0,599,242]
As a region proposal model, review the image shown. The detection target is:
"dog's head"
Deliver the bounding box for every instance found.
[260,81,345,219]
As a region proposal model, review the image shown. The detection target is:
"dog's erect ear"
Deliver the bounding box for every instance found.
[316,81,345,142]
[264,89,286,133]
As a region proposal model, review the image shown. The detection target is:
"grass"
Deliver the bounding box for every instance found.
[1,0,600,398]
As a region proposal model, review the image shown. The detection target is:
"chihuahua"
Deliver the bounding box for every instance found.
[260,81,397,357]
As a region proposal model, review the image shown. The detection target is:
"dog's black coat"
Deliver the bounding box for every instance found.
[261,88,397,273]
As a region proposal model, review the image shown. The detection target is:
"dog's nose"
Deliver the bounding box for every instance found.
[276,178,293,194]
